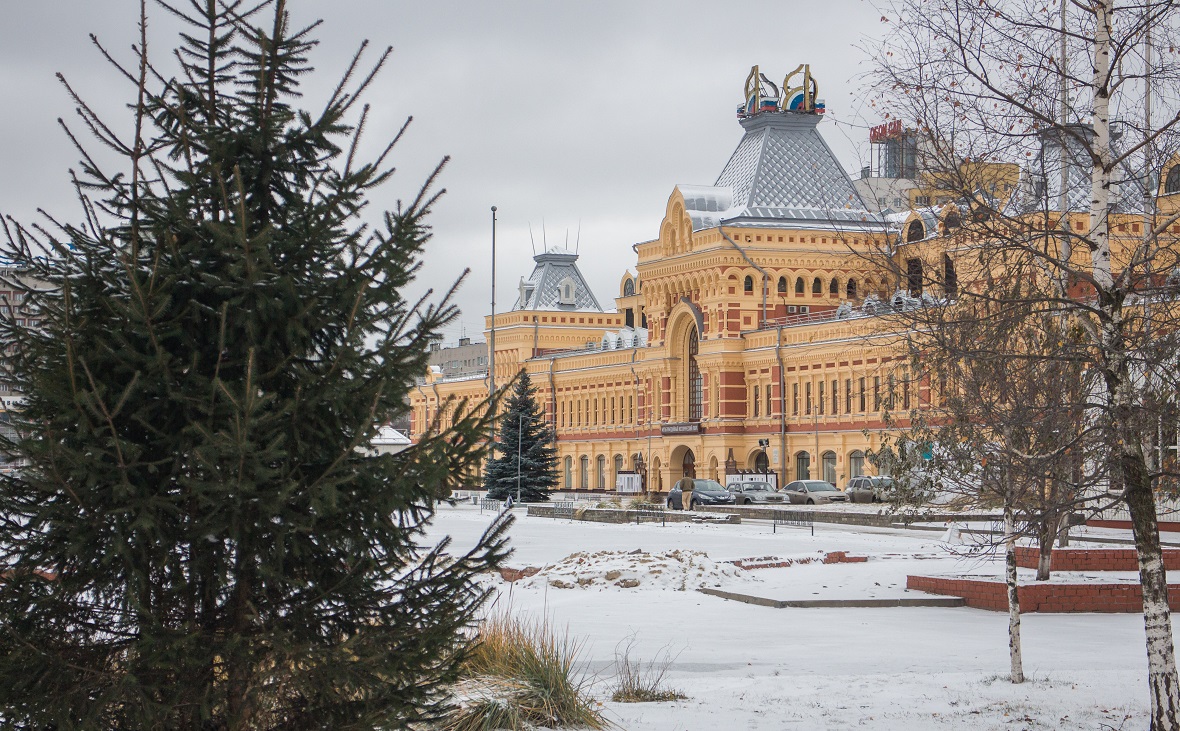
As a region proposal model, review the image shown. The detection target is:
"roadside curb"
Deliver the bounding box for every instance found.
[697,587,966,609]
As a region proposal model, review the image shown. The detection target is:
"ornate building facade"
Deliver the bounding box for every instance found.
[409,64,1175,495]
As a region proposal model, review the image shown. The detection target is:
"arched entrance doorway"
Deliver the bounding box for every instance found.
[682,448,696,479]
[822,451,837,484]
[754,451,770,474]
[795,451,811,480]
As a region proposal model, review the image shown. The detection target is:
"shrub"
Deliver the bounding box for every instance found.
[610,637,686,704]
[444,611,607,730]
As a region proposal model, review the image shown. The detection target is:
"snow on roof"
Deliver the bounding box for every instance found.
[371,425,411,446]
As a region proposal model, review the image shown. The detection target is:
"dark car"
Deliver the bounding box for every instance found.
[668,479,738,510]
[781,479,848,505]
[846,475,897,503]
[727,481,787,505]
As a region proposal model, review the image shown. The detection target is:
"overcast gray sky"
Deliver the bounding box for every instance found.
[0,1,888,343]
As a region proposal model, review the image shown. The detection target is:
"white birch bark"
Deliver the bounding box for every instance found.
[1090,0,1113,290]
[1090,2,1180,726]
[1004,502,1025,684]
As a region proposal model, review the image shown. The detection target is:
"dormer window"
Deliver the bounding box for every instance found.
[559,277,577,305]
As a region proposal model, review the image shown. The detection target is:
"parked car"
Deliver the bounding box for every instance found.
[781,480,848,505]
[727,481,787,505]
[668,479,738,510]
[846,475,897,503]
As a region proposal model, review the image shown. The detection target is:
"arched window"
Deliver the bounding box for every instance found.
[829,278,840,296]
[943,210,961,230]
[906,219,925,243]
[822,451,837,484]
[777,276,788,294]
[564,456,573,489]
[795,451,811,480]
[943,254,958,298]
[687,326,703,422]
[579,455,589,489]
[906,258,924,295]
[846,278,858,299]
[596,455,606,489]
[812,277,822,294]
[1167,166,1180,195]
[613,454,624,479]
[623,278,635,297]
[743,275,754,294]
[849,450,865,478]
[795,277,805,294]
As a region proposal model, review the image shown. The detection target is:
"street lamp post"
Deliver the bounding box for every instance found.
[516,413,533,503]
[489,207,498,449]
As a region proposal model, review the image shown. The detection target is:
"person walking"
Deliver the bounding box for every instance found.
[677,474,695,511]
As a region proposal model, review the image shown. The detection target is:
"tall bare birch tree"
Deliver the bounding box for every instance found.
[869,1,1180,725]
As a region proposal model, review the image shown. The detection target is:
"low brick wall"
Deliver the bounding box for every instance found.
[696,504,896,527]
[1014,546,1180,572]
[696,504,1000,529]
[1087,519,1180,533]
[907,574,1180,612]
[526,504,740,525]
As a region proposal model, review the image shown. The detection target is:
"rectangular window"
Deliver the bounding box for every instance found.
[887,374,896,410]
[766,384,773,417]
[629,395,635,423]
[806,382,812,415]
[859,377,866,412]
[902,369,911,410]
[753,385,760,417]
[793,383,799,415]
[832,380,838,414]
[845,378,852,413]
[873,376,881,411]
[818,381,825,415]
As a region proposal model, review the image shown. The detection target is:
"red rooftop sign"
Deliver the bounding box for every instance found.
[870,120,903,143]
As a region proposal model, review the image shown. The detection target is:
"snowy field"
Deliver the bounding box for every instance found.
[426,504,1158,730]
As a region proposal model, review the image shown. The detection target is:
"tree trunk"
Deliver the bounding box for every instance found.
[1125,449,1180,730]
[1036,509,1056,581]
[1004,502,1025,684]
[1038,519,1057,583]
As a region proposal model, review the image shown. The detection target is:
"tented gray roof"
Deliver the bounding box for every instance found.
[677,113,885,232]
[1006,124,1147,216]
[512,248,604,312]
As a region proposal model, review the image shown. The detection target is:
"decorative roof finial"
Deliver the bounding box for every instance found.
[737,64,825,118]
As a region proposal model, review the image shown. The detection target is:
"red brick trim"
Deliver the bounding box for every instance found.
[907,574,1180,612]
[1013,546,1180,572]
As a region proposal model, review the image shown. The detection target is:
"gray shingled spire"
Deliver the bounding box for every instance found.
[678,113,887,232]
[512,247,604,312]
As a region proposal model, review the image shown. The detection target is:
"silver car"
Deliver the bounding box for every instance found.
[782,480,848,505]
[846,475,897,503]
[727,481,787,505]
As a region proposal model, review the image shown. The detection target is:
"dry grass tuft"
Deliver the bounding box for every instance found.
[444,611,608,730]
[609,637,686,704]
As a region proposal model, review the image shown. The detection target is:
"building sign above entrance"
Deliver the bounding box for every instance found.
[661,422,701,436]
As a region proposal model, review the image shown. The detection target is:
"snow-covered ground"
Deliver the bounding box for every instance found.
[427,504,1158,730]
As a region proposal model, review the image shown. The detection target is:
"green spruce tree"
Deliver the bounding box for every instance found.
[0,2,510,729]
[484,371,558,502]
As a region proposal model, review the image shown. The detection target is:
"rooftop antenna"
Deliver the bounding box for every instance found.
[528,222,537,256]
[564,228,569,251]
[542,219,547,251]
[575,220,582,254]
